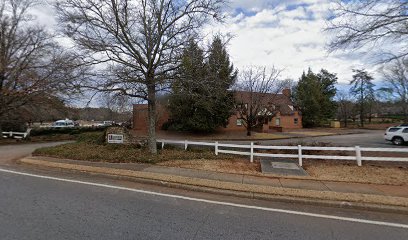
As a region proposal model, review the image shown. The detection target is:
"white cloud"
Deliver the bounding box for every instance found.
[208,0,379,84]
[30,0,382,85]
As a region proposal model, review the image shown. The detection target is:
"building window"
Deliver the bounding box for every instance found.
[294,118,298,125]
[237,119,243,126]
[275,118,280,126]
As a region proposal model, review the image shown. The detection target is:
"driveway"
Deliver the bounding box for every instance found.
[0,142,71,165]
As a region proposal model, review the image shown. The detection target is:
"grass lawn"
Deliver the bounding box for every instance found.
[33,141,242,164]
[252,133,288,139]
[33,132,408,185]
[286,131,335,137]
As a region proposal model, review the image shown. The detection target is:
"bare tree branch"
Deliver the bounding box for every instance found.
[234,66,289,136]
[55,0,226,153]
[326,0,408,62]
[0,0,84,129]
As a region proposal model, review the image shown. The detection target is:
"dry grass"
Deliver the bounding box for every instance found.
[287,131,334,136]
[159,159,261,175]
[33,135,408,185]
[252,133,288,139]
[33,142,243,164]
[158,158,408,185]
[303,160,408,185]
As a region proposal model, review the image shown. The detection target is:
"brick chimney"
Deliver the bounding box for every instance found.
[282,88,291,97]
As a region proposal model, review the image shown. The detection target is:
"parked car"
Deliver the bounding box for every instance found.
[52,119,75,128]
[398,123,408,127]
[384,126,408,145]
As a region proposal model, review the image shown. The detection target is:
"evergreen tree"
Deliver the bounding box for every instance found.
[168,37,237,132]
[293,68,337,127]
[206,36,238,130]
[317,69,338,120]
[350,69,375,127]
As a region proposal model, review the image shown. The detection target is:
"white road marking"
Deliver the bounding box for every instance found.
[0,167,407,229]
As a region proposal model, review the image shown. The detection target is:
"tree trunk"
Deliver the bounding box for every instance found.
[343,114,348,127]
[147,84,157,154]
[403,102,408,123]
[246,120,252,136]
[360,106,364,128]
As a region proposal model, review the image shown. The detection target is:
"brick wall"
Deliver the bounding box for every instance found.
[133,104,302,133]
[133,104,169,133]
[270,111,302,130]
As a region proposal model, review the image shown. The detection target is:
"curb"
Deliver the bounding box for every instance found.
[19,157,408,214]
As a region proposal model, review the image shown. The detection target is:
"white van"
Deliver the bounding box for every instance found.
[52,119,75,128]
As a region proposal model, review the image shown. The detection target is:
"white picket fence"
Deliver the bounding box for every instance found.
[157,139,408,167]
[2,129,31,139]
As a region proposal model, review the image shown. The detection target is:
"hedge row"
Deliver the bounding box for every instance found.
[30,126,107,136]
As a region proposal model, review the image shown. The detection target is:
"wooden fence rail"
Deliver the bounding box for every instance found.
[157,139,408,166]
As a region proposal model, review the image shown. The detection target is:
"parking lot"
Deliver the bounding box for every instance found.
[258,130,405,148]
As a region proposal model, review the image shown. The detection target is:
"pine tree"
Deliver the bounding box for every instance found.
[168,37,237,132]
[350,69,375,127]
[294,68,337,127]
[206,36,238,130]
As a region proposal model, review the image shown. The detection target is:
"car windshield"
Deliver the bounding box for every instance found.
[54,122,66,126]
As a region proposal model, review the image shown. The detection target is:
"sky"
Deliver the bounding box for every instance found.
[205,0,380,86]
[31,0,383,89]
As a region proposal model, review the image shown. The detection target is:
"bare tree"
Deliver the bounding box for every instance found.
[380,57,408,121]
[335,90,354,127]
[55,0,225,153]
[0,0,83,131]
[326,0,408,62]
[234,66,288,136]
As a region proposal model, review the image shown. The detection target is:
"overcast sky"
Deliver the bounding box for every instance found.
[32,0,382,87]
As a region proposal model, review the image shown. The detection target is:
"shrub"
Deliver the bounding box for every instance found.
[30,126,106,136]
[76,131,106,145]
[0,119,27,132]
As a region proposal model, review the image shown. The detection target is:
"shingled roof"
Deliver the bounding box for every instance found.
[233,90,299,116]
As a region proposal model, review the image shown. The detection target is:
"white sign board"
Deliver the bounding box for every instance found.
[107,134,124,144]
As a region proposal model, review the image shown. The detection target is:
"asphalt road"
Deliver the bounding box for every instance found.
[0,142,71,165]
[258,130,405,148]
[0,167,407,240]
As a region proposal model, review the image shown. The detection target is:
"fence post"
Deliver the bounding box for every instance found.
[250,142,254,163]
[161,141,165,149]
[215,141,218,156]
[184,140,188,150]
[298,145,303,167]
[355,146,362,166]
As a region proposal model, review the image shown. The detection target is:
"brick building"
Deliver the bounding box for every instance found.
[224,89,302,132]
[133,89,302,133]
